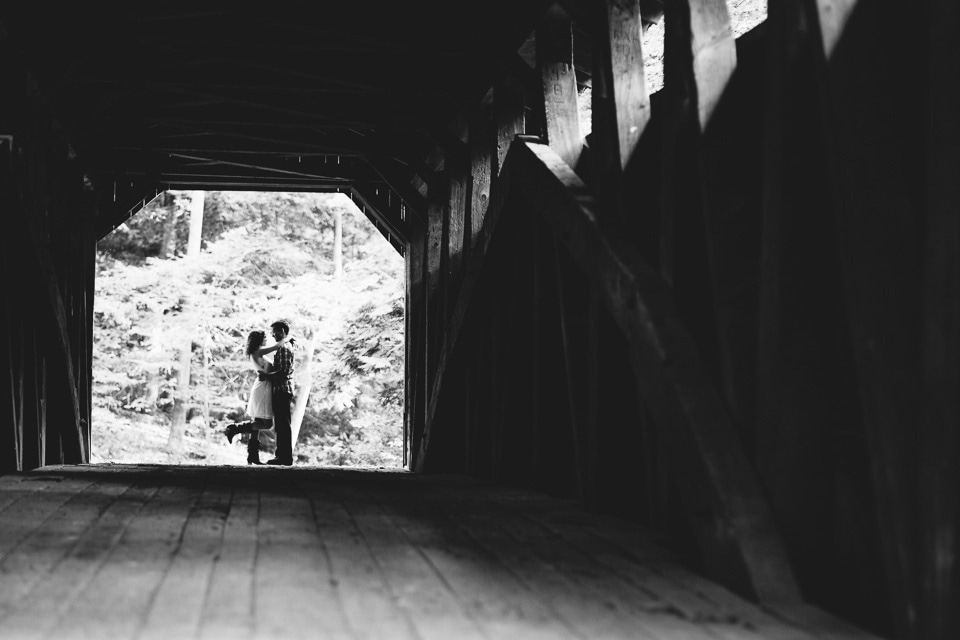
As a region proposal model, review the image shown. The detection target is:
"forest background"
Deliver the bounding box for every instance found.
[92,190,405,467]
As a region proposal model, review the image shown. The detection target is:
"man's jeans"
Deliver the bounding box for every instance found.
[272,390,294,462]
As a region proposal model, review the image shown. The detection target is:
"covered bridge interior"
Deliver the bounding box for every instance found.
[0,2,957,638]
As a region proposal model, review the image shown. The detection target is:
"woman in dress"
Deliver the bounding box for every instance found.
[224,329,291,464]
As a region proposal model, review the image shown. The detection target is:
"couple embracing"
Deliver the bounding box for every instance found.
[224,320,296,466]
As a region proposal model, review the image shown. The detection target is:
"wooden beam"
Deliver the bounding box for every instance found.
[755,0,845,604]
[446,153,469,312]
[675,0,736,131]
[536,5,583,169]
[369,157,428,223]
[920,1,960,637]
[350,185,409,247]
[416,138,519,471]
[424,171,448,391]
[95,179,162,240]
[405,215,427,466]
[111,124,426,158]
[468,110,494,249]
[659,0,742,444]
[390,94,469,168]
[552,235,589,502]
[514,139,800,605]
[590,0,649,176]
[811,1,922,635]
[10,145,87,462]
[494,75,526,175]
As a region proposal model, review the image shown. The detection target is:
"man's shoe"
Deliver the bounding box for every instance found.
[265,458,293,466]
[224,423,241,444]
[247,456,263,465]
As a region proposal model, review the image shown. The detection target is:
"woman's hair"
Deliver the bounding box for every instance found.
[245,330,266,356]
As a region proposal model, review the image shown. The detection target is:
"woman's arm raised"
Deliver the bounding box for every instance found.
[253,334,289,358]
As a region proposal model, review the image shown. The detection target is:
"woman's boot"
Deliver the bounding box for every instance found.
[224,422,242,444]
[246,433,262,465]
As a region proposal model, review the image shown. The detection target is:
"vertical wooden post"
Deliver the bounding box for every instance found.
[536,5,582,169]
[415,171,447,468]
[468,110,494,248]
[494,76,526,176]
[810,1,922,635]
[552,241,593,504]
[659,0,730,395]
[590,0,649,223]
[661,0,764,447]
[920,0,960,637]
[530,212,542,484]
[755,0,852,603]
[447,157,468,316]
[425,170,446,386]
[405,216,426,468]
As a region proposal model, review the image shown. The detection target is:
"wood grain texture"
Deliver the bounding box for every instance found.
[591,0,649,171]
[536,6,583,169]
[494,76,526,176]
[0,464,880,639]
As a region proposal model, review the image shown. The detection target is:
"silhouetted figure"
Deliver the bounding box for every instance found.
[224,329,291,464]
[259,320,296,466]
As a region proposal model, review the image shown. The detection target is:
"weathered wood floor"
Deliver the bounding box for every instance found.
[0,465,877,640]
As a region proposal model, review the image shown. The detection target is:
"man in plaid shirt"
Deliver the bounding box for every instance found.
[258,320,296,465]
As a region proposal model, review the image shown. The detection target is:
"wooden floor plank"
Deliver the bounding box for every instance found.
[328,472,489,640]
[198,485,260,640]
[0,475,133,615]
[484,485,813,640]
[139,480,233,640]
[0,465,883,640]
[0,474,97,563]
[252,471,351,640]
[426,481,682,640]
[429,478,730,640]
[297,474,422,640]
[367,475,586,640]
[46,477,202,640]
[0,481,159,640]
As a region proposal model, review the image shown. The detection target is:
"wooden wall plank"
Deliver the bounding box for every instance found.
[756,0,859,613]
[920,0,960,636]
[415,138,519,471]
[552,236,589,503]
[494,76,526,176]
[20,171,86,463]
[810,1,922,635]
[406,218,427,469]
[446,156,468,311]
[468,112,494,251]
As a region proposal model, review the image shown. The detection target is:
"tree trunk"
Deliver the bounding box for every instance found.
[167,190,204,454]
[144,304,164,409]
[333,206,343,283]
[158,193,177,258]
[146,192,177,408]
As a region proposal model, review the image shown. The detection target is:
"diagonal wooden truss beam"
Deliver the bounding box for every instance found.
[516,140,800,604]
[349,185,409,250]
[420,136,802,605]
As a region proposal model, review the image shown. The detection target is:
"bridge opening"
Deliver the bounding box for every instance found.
[92,190,405,468]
